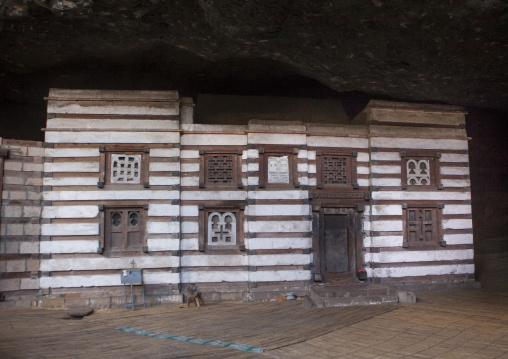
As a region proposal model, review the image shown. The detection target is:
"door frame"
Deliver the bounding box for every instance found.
[311,204,365,282]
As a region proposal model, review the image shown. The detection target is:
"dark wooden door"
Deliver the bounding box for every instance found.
[322,214,356,280]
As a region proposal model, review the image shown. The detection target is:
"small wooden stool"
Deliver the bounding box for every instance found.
[186,286,205,308]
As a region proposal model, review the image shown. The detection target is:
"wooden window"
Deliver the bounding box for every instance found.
[98,146,149,188]
[316,151,358,189]
[104,206,147,254]
[199,150,242,188]
[258,147,298,188]
[198,205,245,251]
[401,151,441,190]
[403,203,445,248]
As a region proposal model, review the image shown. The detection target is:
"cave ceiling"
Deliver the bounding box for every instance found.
[1,0,507,127]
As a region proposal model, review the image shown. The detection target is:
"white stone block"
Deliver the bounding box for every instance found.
[43,190,179,201]
[42,206,99,219]
[181,238,199,250]
[357,152,370,162]
[22,163,44,172]
[442,219,473,230]
[372,264,474,278]
[46,131,180,144]
[308,164,316,174]
[249,270,311,282]
[247,237,312,250]
[371,220,403,232]
[149,162,180,172]
[180,150,200,159]
[371,165,401,174]
[182,270,248,283]
[147,221,179,234]
[371,152,401,161]
[371,249,473,263]
[40,240,99,254]
[443,233,473,245]
[297,163,308,172]
[370,137,468,150]
[40,255,176,271]
[248,190,308,200]
[308,178,317,186]
[441,179,470,187]
[307,136,368,148]
[250,254,310,266]
[247,177,259,186]
[246,149,259,159]
[149,176,180,186]
[148,204,179,217]
[147,238,180,251]
[181,255,247,267]
[150,148,180,157]
[43,177,98,186]
[181,163,199,172]
[247,163,259,172]
[371,205,402,216]
[20,278,39,290]
[357,166,370,174]
[248,133,306,145]
[307,151,316,160]
[181,222,199,234]
[370,236,404,247]
[372,178,401,186]
[442,205,472,215]
[440,153,469,162]
[182,134,247,146]
[182,191,248,201]
[357,178,369,187]
[41,223,99,236]
[440,166,470,175]
[45,148,100,157]
[181,205,199,217]
[248,220,311,233]
[372,191,471,201]
[298,150,308,159]
[246,205,310,216]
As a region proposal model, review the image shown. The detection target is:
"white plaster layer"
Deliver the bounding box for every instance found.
[357,152,370,162]
[442,219,473,229]
[357,179,370,186]
[147,221,180,234]
[40,256,176,271]
[42,206,99,219]
[150,148,180,157]
[248,221,310,233]
[247,237,312,249]
[371,152,401,161]
[370,137,468,150]
[371,178,401,186]
[181,222,199,234]
[40,272,179,288]
[248,191,308,200]
[181,163,199,172]
[46,131,180,144]
[44,162,99,173]
[150,162,180,172]
[440,154,469,162]
[373,264,474,278]
[147,238,180,251]
[249,270,311,282]
[182,134,247,146]
[248,133,306,145]
[370,249,473,263]
[441,179,471,187]
[247,149,259,159]
[372,191,471,201]
[443,205,472,215]
[41,223,99,236]
[182,191,248,201]
[246,205,310,216]
[182,255,247,267]
[369,236,404,247]
[307,136,368,148]
[182,271,248,283]
[45,148,99,157]
[371,220,403,232]
[440,167,470,175]
[443,233,474,245]
[181,177,199,186]
[43,177,98,186]
[47,118,179,130]
[181,205,199,217]
[40,240,99,254]
[149,177,180,185]
[371,205,402,216]
[371,165,401,174]
[250,254,311,266]
[43,190,179,201]
[148,204,179,217]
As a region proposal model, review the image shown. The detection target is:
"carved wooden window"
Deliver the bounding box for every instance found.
[258,147,298,188]
[208,212,236,245]
[99,146,149,188]
[199,150,242,188]
[104,207,147,253]
[402,203,445,248]
[401,152,441,190]
[198,205,245,251]
[316,151,357,189]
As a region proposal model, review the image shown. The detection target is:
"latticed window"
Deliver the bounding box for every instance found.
[267,156,289,184]
[207,155,234,184]
[323,156,348,184]
[406,207,437,244]
[208,212,236,245]
[111,154,141,183]
[105,208,144,252]
[406,159,430,186]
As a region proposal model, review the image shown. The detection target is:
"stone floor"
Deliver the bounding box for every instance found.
[0,251,507,359]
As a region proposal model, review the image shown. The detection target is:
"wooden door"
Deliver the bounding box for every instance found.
[322,213,356,281]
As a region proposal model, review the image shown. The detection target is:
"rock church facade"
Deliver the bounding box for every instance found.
[0,89,476,307]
